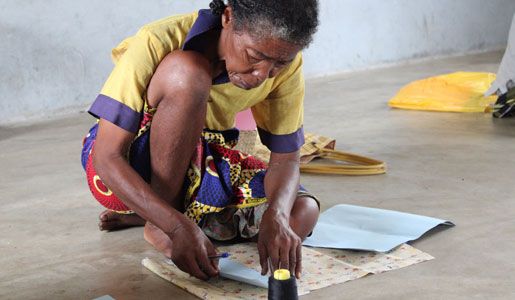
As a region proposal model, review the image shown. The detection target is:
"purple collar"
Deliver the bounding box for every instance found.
[183,9,229,85]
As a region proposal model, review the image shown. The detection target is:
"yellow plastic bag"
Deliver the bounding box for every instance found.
[388,72,498,113]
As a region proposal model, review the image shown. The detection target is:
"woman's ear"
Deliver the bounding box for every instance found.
[221,6,234,29]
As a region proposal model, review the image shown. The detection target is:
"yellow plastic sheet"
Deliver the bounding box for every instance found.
[388,72,497,113]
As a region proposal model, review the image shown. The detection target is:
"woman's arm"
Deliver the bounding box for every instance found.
[91,51,220,281]
[93,119,218,280]
[93,119,182,233]
[258,150,303,278]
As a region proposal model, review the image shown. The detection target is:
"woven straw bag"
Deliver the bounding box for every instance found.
[235,130,386,176]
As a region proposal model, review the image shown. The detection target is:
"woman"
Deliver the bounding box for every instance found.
[81,0,320,281]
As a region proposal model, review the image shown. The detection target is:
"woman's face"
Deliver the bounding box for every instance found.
[219,9,302,90]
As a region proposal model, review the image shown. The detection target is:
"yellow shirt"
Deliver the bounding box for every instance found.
[89,9,305,152]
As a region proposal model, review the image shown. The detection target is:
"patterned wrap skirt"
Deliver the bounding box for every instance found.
[81,105,317,241]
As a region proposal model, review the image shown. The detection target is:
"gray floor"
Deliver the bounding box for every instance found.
[1,51,514,300]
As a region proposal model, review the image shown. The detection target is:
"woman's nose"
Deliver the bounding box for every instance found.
[252,62,274,81]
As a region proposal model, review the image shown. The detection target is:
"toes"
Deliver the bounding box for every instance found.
[99,210,113,222]
[98,211,122,231]
[98,211,145,231]
[99,220,120,231]
[99,220,108,231]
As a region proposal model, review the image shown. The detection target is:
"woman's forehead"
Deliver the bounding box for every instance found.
[239,32,301,61]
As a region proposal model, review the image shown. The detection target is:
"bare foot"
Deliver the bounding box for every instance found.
[98,210,146,231]
[144,222,173,258]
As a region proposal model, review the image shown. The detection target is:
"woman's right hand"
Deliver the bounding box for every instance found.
[94,120,218,280]
[168,217,220,280]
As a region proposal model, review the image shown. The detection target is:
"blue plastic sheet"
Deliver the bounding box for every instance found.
[303,204,454,252]
[218,258,269,288]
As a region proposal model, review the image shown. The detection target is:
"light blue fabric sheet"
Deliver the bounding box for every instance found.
[218,258,269,289]
[303,204,454,252]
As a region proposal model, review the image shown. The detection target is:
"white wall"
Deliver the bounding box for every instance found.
[303,0,515,76]
[1,0,515,124]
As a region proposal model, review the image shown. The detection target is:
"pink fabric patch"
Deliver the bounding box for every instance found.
[235,109,256,130]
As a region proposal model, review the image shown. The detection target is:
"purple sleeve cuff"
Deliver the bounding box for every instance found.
[257,126,305,153]
[88,94,141,133]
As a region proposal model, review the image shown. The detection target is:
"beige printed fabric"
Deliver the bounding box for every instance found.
[142,243,433,300]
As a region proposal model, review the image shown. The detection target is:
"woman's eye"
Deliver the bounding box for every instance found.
[245,51,261,64]
[248,56,261,64]
[274,62,287,69]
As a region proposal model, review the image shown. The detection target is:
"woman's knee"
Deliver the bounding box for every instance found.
[294,196,319,217]
[147,50,212,109]
[290,196,320,239]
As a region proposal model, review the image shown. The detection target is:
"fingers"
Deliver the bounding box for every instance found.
[173,248,217,281]
[197,255,218,279]
[280,245,290,272]
[295,243,302,279]
[258,242,269,275]
[289,243,296,276]
[173,260,193,280]
[197,245,219,278]
[269,246,280,273]
[173,254,208,281]
[259,230,303,277]
[288,236,302,279]
[205,243,220,272]
[186,257,209,281]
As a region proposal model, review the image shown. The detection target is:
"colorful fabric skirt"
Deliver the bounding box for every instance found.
[81,106,315,240]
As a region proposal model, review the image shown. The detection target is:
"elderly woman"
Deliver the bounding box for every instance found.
[81,0,320,280]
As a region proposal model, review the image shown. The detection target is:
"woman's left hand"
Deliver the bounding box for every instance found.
[257,210,302,279]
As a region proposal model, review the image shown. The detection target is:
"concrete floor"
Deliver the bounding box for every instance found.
[1,51,514,299]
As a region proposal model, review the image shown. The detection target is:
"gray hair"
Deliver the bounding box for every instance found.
[210,0,319,48]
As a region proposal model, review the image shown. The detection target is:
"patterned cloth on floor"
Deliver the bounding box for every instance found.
[142,242,433,300]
